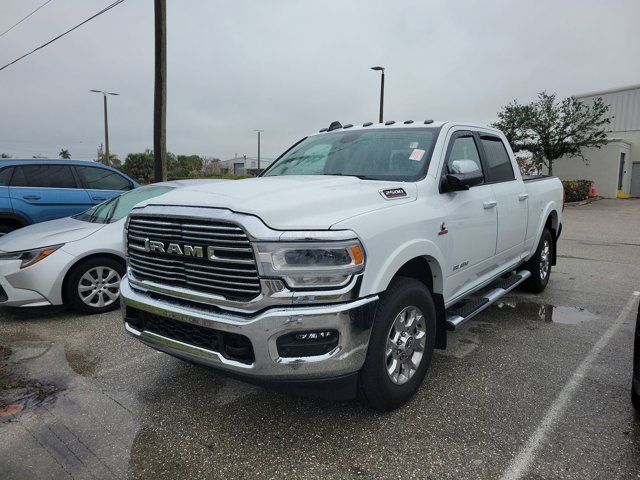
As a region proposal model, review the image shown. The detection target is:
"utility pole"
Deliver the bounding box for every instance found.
[370,66,385,123]
[254,129,263,171]
[154,0,167,182]
[89,90,119,164]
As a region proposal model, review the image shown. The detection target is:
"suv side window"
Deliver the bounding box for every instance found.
[0,167,13,186]
[480,136,516,182]
[77,166,132,191]
[11,165,78,188]
[446,135,484,179]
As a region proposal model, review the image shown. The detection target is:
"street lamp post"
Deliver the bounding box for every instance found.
[370,66,385,123]
[254,129,264,171]
[90,90,119,164]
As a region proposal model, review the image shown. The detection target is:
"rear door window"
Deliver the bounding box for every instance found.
[76,166,132,191]
[480,136,516,182]
[11,165,78,188]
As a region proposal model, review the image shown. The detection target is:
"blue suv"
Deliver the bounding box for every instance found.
[0,159,140,235]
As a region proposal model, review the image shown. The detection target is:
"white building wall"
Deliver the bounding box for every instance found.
[550,140,631,198]
[552,85,640,198]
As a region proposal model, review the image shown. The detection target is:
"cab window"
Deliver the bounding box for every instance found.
[446,135,484,179]
[480,136,516,182]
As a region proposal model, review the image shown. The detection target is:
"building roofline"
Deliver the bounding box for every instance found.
[574,83,640,98]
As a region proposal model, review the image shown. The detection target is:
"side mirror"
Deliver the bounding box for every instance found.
[443,171,484,191]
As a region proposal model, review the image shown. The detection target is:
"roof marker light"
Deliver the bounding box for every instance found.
[343,124,353,129]
[384,120,395,125]
[319,128,328,132]
[424,119,434,124]
[404,120,414,124]
[363,122,373,127]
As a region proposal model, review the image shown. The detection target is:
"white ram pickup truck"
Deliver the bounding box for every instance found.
[121,120,563,410]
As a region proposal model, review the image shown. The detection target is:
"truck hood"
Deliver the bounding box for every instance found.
[0,217,104,252]
[137,175,417,229]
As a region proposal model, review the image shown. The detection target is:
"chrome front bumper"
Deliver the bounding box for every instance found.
[121,278,378,380]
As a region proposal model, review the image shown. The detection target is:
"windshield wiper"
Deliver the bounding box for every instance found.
[324,173,374,180]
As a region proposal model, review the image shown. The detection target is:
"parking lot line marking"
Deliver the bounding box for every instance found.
[500,290,640,480]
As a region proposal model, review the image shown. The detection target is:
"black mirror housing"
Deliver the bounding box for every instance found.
[444,172,484,192]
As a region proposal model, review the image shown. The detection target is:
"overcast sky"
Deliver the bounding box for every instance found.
[1,0,639,161]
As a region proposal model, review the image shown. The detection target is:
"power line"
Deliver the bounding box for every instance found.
[0,0,125,73]
[0,0,55,39]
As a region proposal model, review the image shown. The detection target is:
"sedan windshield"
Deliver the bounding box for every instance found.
[74,186,174,224]
[263,127,439,181]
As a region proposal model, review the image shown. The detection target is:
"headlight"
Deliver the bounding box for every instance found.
[0,244,64,269]
[256,239,365,288]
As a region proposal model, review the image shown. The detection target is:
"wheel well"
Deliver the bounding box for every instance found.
[61,253,126,302]
[0,218,25,230]
[544,210,559,265]
[394,257,433,292]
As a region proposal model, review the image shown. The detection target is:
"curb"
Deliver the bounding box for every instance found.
[565,196,602,207]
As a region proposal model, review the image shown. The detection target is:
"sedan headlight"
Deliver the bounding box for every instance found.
[256,239,365,288]
[0,244,64,269]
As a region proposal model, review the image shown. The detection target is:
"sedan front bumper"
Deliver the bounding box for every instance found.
[121,278,378,381]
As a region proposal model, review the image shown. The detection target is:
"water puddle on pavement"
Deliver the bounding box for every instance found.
[0,344,61,423]
[493,301,599,324]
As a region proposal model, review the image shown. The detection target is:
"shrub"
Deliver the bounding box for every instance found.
[562,179,592,202]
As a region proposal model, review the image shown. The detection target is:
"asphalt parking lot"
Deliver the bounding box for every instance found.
[1,199,639,480]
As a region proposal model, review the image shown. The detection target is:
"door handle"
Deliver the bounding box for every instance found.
[92,196,107,201]
[483,200,497,209]
[22,195,41,201]
[518,193,529,201]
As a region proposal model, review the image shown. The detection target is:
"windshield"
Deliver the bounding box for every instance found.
[263,127,439,181]
[74,186,174,224]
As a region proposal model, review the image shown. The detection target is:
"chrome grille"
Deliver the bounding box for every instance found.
[126,216,260,301]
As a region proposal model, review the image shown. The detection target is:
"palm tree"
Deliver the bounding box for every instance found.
[59,148,71,159]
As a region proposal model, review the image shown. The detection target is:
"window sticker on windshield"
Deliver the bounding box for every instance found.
[409,149,425,161]
[409,141,419,149]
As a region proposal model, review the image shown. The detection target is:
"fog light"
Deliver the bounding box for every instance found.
[277,330,339,358]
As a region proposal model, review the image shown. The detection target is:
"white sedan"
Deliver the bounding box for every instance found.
[0,179,220,314]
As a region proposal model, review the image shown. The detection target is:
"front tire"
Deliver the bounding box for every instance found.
[359,277,436,411]
[64,256,125,314]
[523,228,553,293]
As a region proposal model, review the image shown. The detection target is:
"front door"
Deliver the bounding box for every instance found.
[441,131,498,301]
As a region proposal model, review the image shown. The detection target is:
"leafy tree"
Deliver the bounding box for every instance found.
[492,92,611,175]
[174,155,204,177]
[0,153,11,158]
[122,150,154,184]
[59,148,71,159]
[121,150,179,184]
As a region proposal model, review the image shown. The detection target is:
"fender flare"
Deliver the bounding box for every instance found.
[363,238,446,296]
[525,201,560,264]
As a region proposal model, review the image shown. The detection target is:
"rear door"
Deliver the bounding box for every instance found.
[477,134,527,264]
[441,130,498,300]
[75,165,134,204]
[8,164,93,224]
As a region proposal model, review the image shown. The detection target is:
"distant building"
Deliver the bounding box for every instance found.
[552,84,640,198]
[220,155,275,176]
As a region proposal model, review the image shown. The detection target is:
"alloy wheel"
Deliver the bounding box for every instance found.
[78,266,122,308]
[385,306,427,385]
